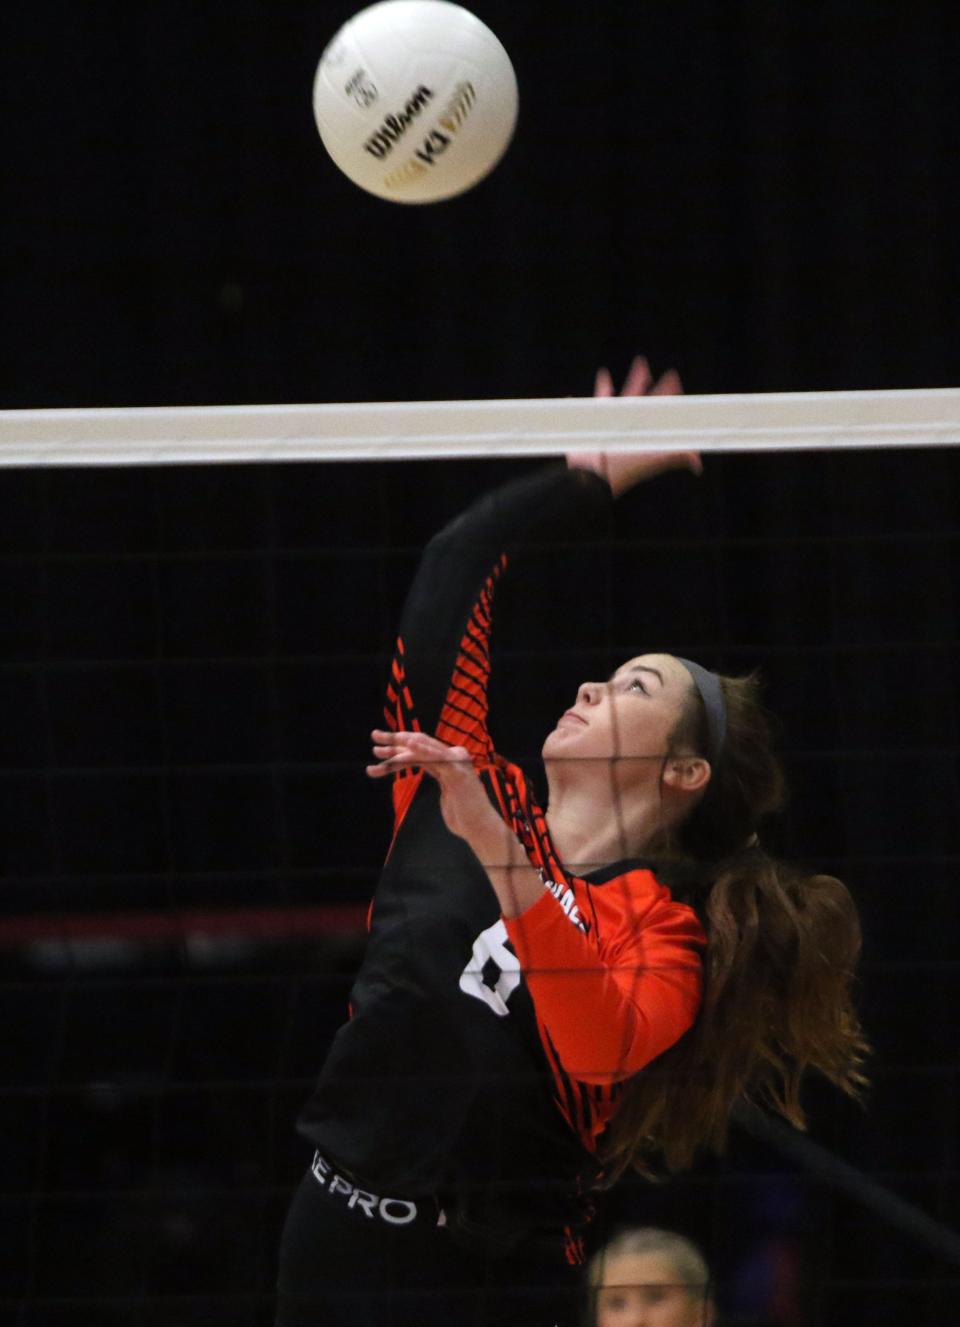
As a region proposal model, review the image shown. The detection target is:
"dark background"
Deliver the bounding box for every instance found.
[1,2,959,1323]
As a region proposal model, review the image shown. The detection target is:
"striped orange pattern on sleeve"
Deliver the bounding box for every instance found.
[434,556,504,761]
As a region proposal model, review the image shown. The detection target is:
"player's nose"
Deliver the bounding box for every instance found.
[576,680,606,706]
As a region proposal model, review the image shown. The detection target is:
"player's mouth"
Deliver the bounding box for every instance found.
[558,710,587,727]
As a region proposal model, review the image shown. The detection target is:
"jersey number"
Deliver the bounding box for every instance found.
[458,920,521,1017]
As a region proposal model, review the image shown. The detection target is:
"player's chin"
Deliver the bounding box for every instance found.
[541,726,579,759]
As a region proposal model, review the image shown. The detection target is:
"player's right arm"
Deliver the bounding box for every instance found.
[386,464,612,744]
[385,355,697,827]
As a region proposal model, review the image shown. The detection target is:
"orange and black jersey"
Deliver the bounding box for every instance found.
[299,466,706,1242]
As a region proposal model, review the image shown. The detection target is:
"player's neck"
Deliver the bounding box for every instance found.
[544,780,665,876]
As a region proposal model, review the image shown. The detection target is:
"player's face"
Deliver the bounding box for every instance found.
[542,654,693,771]
[594,1252,711,1327]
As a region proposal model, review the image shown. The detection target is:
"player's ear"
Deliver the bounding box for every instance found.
[662,754,711,795]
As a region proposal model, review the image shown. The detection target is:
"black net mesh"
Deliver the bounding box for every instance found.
[1,450,959,1325]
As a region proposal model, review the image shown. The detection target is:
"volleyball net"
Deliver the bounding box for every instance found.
[3,387,960,466]
[2,390,959,1325]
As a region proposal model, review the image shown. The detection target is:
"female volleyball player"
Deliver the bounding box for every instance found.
[587,1227,715,1327]
[276,358,867,1327]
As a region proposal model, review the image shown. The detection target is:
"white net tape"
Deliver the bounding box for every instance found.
[1,388,960,466]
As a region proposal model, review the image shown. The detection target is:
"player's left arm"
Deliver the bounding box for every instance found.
[502,881,705,1084]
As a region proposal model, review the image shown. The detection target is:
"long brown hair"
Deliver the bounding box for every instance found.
[602,672,869,1181]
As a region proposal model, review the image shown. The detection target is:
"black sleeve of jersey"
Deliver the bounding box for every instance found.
[397,464,613,736]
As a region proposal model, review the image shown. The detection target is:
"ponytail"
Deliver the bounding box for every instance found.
[601,673,869,1180]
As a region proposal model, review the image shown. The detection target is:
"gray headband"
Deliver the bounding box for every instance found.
[676,657,727,769]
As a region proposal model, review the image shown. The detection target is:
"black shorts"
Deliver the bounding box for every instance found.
[276,1153,583,1327]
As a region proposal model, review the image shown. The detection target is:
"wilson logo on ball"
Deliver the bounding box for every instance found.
[382,82,477,191]
[363,86,435,160]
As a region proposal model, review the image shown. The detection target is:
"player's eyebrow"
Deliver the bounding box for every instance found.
[610,665,665,686]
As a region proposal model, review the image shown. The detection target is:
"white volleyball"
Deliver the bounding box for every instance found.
[312,0,519,204]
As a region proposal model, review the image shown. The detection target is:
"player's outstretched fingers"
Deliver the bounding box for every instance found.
[621,354,652,397]
[593,366,614,398]
[366,730,466,779]
[651,366,683,396]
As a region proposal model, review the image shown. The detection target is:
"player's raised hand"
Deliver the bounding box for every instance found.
[567,354,702,497]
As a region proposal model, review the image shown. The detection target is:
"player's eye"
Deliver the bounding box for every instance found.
[629,677,649,695]
[601,1292,627,1311]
